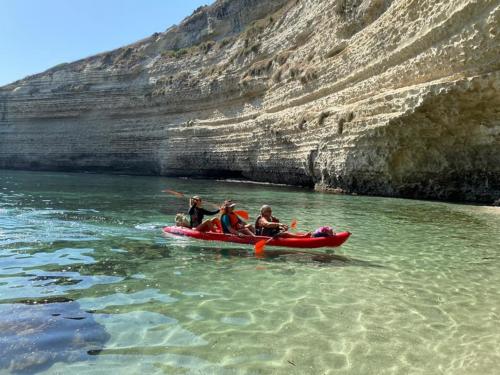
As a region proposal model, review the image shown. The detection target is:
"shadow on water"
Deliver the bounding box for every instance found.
[0,298,110,374]
[180,244,385,269]
[28,238,173,278]
[76,240,172,277]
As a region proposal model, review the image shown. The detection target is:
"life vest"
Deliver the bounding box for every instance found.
[221,213,241,233]
[255,215,280,237]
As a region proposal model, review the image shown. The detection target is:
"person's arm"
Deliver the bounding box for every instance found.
[202,208,220,216]
[188,205,196,215]
[259,217,288,231]
[259,217,281,229]
[275,217,288,231]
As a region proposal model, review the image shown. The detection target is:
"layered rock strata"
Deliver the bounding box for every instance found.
[1,0,499,203]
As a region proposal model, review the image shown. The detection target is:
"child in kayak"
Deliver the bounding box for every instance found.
[188,195,220,232]
[255,205,310,238]
[221,200,255,237]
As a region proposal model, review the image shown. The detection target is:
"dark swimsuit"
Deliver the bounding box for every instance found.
[188,206,220,228]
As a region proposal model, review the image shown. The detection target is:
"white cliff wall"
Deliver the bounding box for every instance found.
[1,0,499,203]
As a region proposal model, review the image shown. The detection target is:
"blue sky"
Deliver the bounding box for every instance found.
[0,0,208,86]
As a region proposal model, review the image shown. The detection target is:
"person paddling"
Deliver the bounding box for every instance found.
[221,200,255,237]
[255,205,310,238]
[188,196,220,232]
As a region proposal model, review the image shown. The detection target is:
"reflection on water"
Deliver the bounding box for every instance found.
[1,170,500,374]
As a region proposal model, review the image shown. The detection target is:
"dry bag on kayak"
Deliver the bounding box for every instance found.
[175,213,190,227]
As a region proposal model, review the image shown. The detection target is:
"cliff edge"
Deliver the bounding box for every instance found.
[1,0,499,203]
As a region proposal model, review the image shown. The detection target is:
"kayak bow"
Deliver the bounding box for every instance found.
[163,226,350,249]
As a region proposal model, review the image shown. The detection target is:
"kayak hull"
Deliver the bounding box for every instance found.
[163,226,351,249]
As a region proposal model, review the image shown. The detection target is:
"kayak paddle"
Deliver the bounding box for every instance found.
[254,239,267,256]
[163,189,250,220]
[163,189,185,197]
[234,210,250,220]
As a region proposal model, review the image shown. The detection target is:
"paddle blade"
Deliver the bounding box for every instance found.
[163,189,185,198]
[291,219,298,230]
[234,210,249,220]
[254,240,267,256]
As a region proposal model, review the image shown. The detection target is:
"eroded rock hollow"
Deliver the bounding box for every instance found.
[1,0,499,203]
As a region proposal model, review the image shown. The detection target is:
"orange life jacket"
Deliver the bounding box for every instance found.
[221,212,241,233]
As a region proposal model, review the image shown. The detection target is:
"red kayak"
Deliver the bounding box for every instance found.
[163,226,351,249]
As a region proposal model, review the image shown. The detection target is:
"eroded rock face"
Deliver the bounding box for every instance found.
[1,0,499,203]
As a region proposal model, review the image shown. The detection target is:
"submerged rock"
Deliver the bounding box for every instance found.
[0,301,109,373]
[0,0,499,203]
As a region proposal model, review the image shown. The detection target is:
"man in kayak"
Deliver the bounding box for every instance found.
[221,200,255,237]
[188,196,220,232]
[255,205,311,238]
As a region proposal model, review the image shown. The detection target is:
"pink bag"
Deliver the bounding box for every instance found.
[312,226,335,238]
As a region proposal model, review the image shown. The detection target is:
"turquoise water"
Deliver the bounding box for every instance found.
[1,170,499,374]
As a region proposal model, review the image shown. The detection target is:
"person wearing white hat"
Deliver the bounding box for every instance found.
[220,200,255,237]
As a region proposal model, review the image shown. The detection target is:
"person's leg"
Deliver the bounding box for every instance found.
[195,220,213,232]
[269,231,312,238]
[288,232,312,238]
[245,224,256,234]
[240,228,256,236]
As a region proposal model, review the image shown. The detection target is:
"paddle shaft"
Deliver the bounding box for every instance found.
[163,189,249,219]
[163,189,219,207]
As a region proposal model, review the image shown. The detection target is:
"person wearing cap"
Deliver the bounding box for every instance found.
[255,205,311,238]
[188,196,220,232]
[220,200,255,236]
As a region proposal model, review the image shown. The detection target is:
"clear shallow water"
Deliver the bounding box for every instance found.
[0,170,499,375]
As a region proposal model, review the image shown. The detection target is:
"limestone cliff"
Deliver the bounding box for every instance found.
[1,0,499,203]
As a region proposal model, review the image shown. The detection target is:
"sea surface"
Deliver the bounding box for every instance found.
[0,170,499,375]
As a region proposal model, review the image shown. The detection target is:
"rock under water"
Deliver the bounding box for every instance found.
[0,0,499,203]
[0,301,109,373]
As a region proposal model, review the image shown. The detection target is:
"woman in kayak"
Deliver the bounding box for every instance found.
[221,200,255,237]
[255,205,311,238]
[188,196,220,232]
